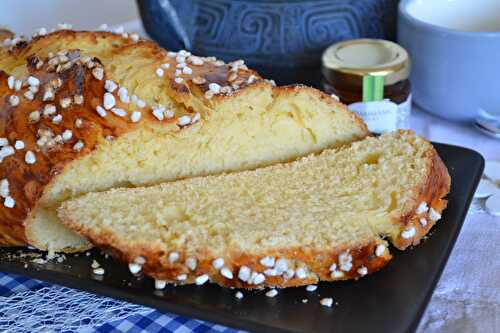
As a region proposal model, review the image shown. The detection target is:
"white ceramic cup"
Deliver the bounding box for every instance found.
[398,0,500,122]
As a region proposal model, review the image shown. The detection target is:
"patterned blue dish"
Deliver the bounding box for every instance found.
[137,0,399,85]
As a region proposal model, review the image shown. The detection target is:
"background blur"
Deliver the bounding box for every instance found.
[0,0,400,86]
[0,0,140,35]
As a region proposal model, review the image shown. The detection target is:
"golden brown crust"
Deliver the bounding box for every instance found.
[0,29,13,43]
[0,57,124,246]
[149,241,391,288]
[57,209,392,288]
[0,30,265,110]
[391,134,451,250]
[0,31,132,73]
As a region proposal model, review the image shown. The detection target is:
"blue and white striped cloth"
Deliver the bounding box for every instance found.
[0,272,241,333]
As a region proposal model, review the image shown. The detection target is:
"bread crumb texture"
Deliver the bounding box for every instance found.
[59,131,450,288]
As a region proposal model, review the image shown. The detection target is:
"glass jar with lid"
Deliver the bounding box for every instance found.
[322,39,411,133]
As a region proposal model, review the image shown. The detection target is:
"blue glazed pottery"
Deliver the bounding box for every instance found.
[137,0,399,86]
[398,0,500,122]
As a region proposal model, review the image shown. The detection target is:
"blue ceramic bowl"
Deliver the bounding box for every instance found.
[137,0,399,86]
[398,0,500,122]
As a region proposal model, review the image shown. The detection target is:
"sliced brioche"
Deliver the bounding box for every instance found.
[59,131,451,288]
[0,30,368,252]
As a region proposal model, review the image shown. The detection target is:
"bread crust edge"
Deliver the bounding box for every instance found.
[57,209,394,289]
[391,136,451,250]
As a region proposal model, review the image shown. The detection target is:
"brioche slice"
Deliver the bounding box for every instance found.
[0,30,368,252]
[59,131,450,288]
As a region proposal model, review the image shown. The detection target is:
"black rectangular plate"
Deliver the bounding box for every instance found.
[0,143,484,333]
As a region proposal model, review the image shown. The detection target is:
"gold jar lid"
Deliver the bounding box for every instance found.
[322,39,410,87]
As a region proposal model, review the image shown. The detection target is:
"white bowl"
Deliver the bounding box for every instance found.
[406,0,500,32]
[398,0,500,122]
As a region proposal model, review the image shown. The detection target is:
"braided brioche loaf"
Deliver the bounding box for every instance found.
[59,131,450,288]
[0,29,368,252]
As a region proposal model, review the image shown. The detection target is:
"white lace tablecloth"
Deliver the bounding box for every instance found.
[411,108,500,333]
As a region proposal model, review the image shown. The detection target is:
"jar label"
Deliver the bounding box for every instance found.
[397,94,412,129]
[348,94,412,133]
